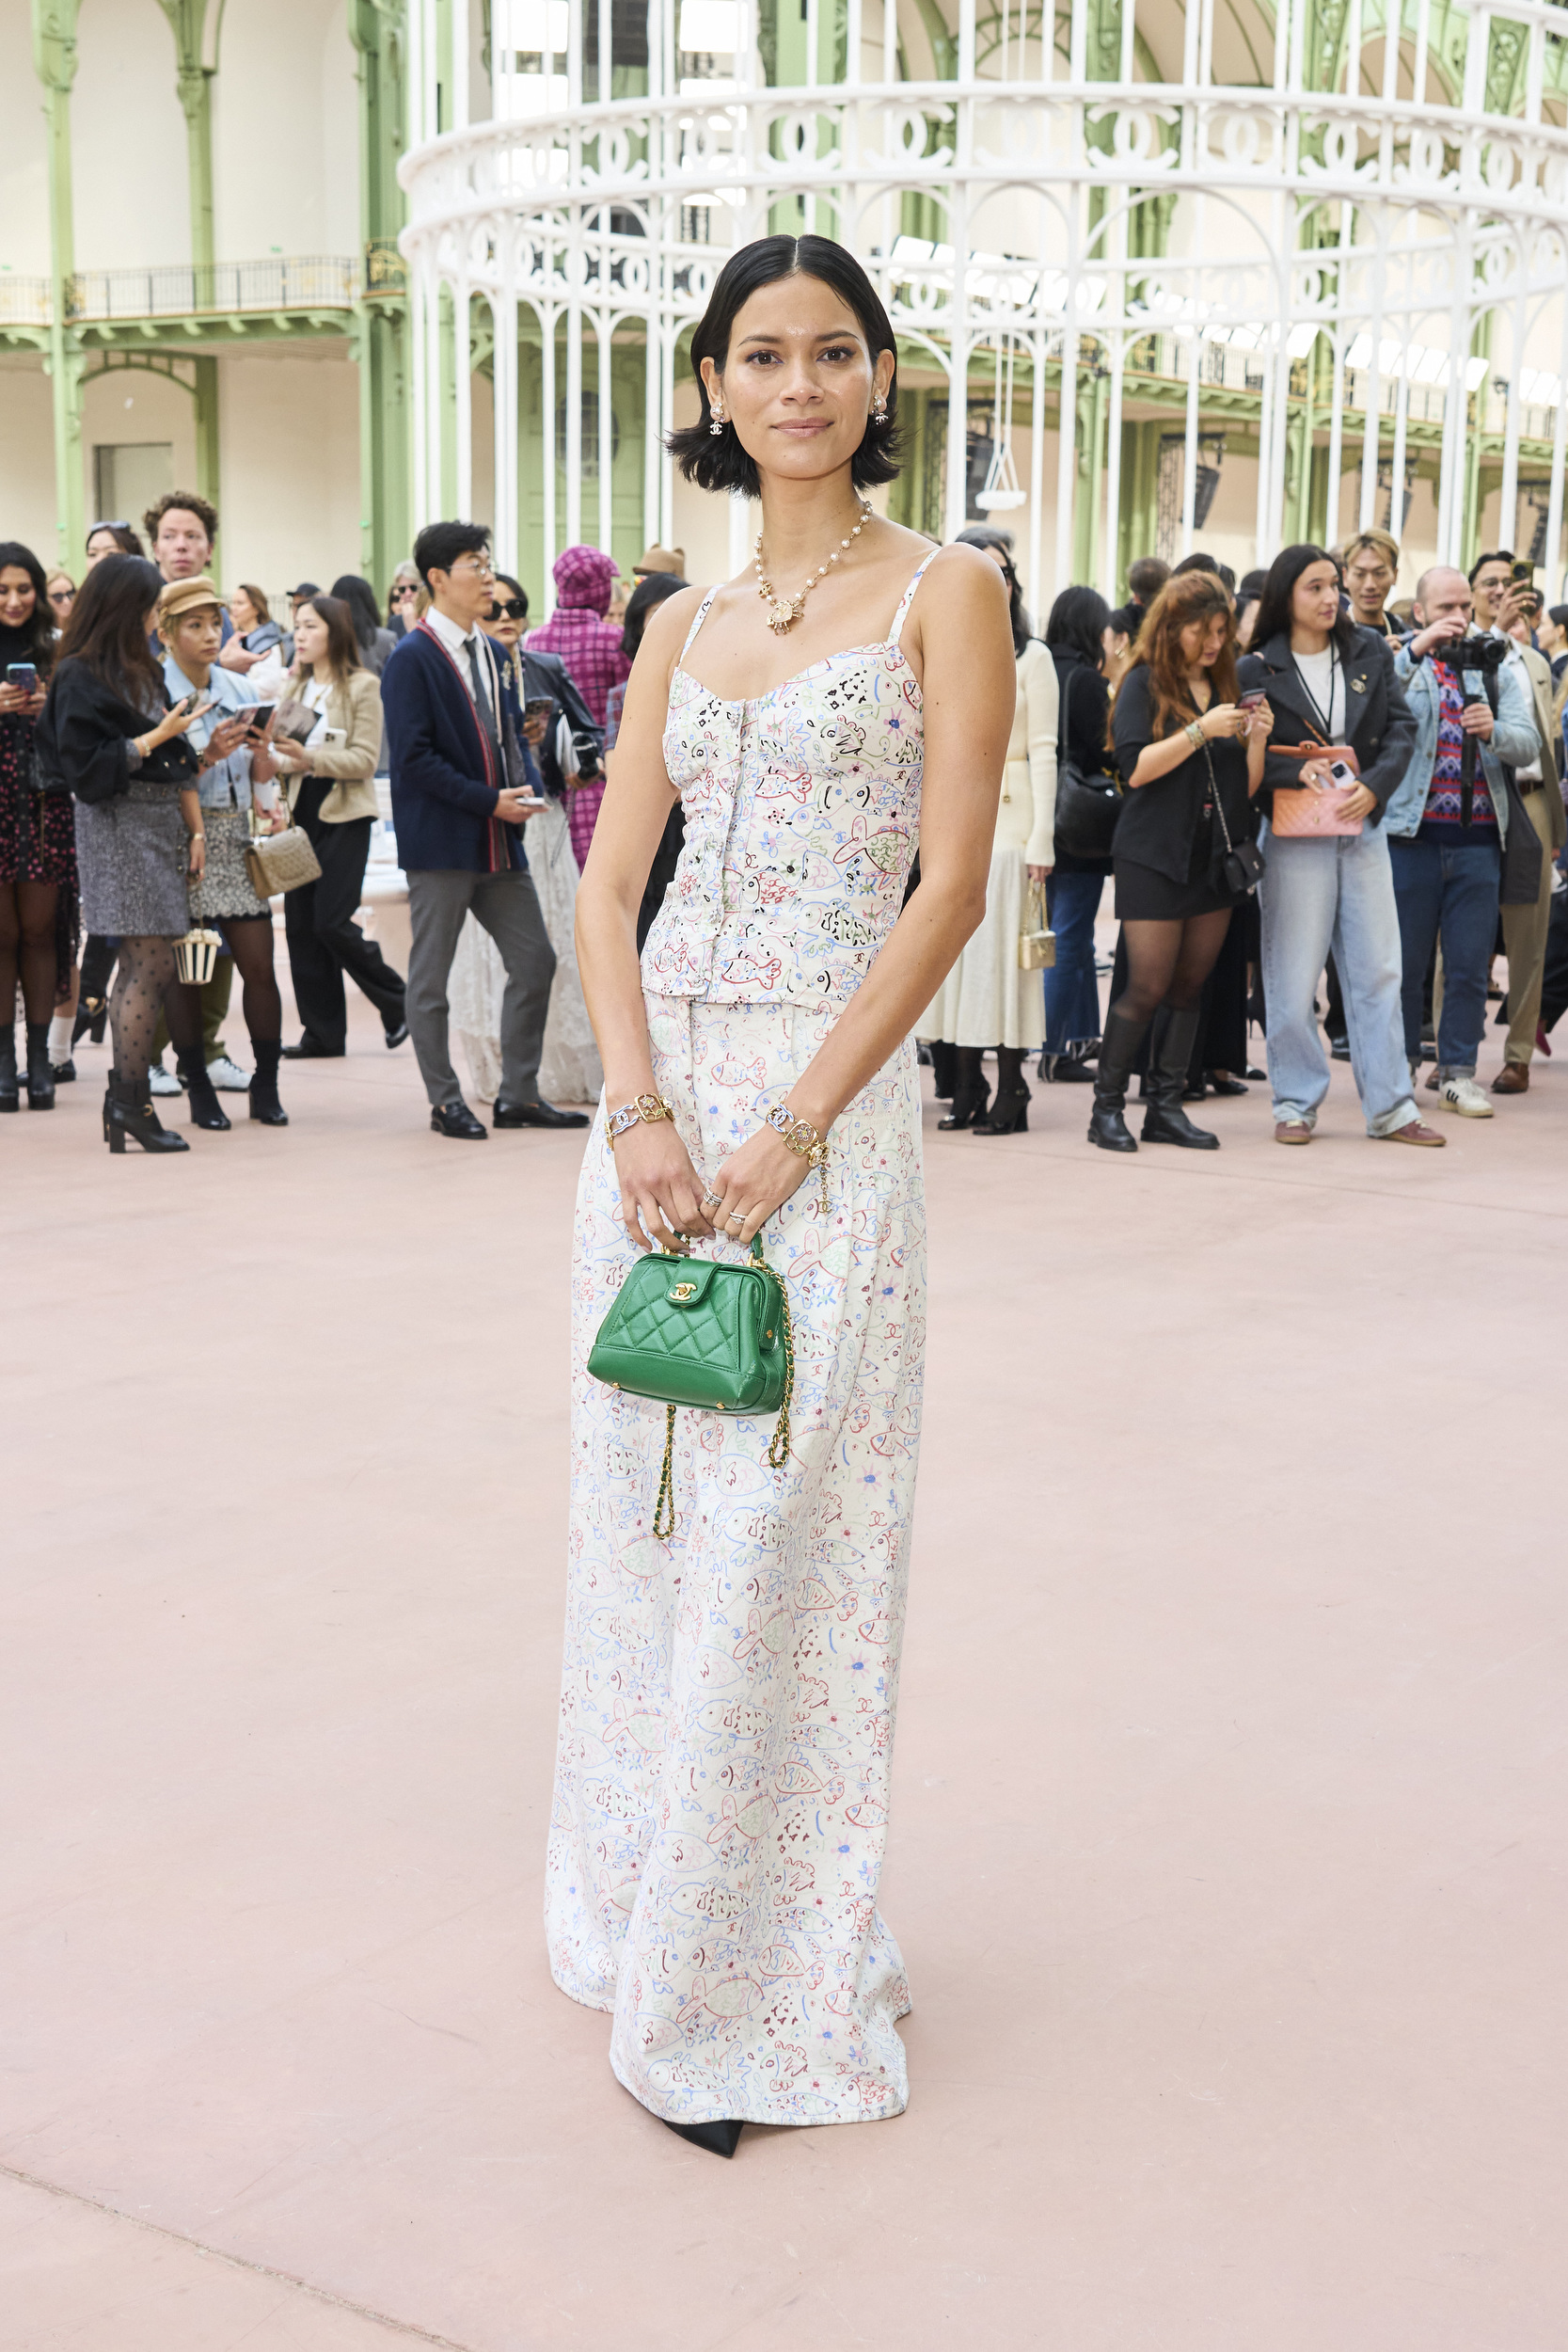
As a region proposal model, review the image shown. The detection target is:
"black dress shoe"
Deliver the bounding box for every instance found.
[384,1019,409,1050]
[52,1057,77,1083]
[281,1037,345,1060]
[431,1100,487,1139]
[493,1097,590,1129]
[661,2118,742,2158]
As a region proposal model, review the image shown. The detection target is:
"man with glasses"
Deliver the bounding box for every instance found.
[382,520,586,1138]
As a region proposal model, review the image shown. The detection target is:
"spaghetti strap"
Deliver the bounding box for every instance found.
[889,548,939,646]
[679,588,720,659]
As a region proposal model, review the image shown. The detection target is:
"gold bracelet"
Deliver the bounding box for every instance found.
[606,1092,674,1141]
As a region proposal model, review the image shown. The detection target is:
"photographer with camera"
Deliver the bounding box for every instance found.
[1388,568,1539,1117]
[1466,552,1566,1093]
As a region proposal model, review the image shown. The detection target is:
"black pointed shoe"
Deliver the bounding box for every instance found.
[662,2118,742,2158]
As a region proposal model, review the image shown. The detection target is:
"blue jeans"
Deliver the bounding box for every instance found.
[1043,871,1103,1054]
[1388,834,1502,1078]
[1259,820,1417,1134]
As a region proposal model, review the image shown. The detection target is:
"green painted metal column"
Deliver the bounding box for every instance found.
[351,0,412,587]
[31,0,85,565]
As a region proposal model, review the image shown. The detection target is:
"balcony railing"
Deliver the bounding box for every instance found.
[0,249,406,330]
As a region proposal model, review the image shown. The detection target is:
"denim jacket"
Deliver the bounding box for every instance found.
[1386,637,1539,844]
[162,653,261,813]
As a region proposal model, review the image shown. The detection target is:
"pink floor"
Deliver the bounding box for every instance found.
[3,984,1563,2351]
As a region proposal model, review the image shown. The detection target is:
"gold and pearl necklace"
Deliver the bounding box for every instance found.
[753,498,874,636]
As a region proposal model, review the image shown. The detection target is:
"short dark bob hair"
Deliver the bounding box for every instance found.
[1045,584,1110,667]
[1249,544,1359,658]
[669,234,901,498]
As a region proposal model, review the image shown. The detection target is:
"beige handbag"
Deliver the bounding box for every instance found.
[245,819,322,899]
[1018,878,1056,971]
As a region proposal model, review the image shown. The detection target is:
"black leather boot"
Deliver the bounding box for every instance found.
[0,1023,16,1112]
[974,1044,1030,1134]
[928,1040,958,1101]
[1141,1008,1219,1149]
[937,1046,990,1131]
[24,1022,55,1109]
[72,993,108,1047]
[1087,1011,1148,1152]
[177,1048,231,1131]
[248,1038,289,1125]
[103,1071,190,1154]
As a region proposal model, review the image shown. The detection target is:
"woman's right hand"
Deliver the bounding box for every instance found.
[157,697,213,744]
[611,1120,711,1252]
[0,681,30,715]
[1200,703,1248,739]
[187,833,207,882]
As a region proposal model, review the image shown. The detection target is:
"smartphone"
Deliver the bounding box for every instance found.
[523,695,555,720]
[174,691,205,718]
[1512,559,1535,584]
[513,793,549,811]
[6,662,39,693]
[1326,759,1358,789]
[245,704,276,733]
[1238,688,1266,709]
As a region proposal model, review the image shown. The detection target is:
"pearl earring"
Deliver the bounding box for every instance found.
[870,390,888,423]
[709,396,726,436]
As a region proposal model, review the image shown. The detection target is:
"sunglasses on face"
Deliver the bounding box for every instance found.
[391,584,417,599]
[487,596,528,621]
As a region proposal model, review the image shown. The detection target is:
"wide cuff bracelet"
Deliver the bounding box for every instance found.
[766,1102,828,1168]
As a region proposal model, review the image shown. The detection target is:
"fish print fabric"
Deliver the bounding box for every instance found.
[546,554,937,2128]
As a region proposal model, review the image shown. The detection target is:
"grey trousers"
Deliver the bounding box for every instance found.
[405,866,557,1107]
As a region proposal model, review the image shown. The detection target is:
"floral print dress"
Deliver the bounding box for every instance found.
[546,554,938,2129]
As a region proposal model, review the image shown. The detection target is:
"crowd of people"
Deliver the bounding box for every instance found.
[917,531,1568,1152]
[3,483,1564,1156]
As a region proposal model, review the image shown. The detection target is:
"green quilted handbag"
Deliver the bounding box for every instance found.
[587,1236,796,1535]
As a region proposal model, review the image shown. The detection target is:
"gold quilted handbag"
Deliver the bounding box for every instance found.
[245,822,322,899]
[1018,878,1056,971]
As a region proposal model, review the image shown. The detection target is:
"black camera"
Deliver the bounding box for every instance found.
[1426,633,1509,798]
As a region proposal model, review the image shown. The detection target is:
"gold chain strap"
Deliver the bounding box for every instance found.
[653,1402,677,1539]
[761,1247,797,1471]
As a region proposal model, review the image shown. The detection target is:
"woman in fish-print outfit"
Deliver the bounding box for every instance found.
[546,233,1014,2157]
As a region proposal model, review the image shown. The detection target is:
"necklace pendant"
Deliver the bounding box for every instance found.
[768,600,796,634]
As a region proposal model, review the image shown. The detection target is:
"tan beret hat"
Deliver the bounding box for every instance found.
[633,546,686,576]
[157,573,224,625]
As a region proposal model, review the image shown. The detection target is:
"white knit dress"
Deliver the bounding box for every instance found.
[546,555,938,2129]
[918,635,1057,1049]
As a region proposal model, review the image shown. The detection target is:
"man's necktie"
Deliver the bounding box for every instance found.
[466,635,508,871]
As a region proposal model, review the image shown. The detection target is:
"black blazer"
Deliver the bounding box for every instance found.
[522,646,602,801]
[1237,625,1417,822]
[1050,646,1114,877]
[1109,662,1254,884]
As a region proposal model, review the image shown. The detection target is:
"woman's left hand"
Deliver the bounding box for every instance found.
[701,1123,818,1247]
[187,834,207,882]
[1338,783,1378,822]
[1027,861,1052,882]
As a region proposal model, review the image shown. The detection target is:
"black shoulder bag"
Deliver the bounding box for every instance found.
[1052,663,1123,861]
[1204,740,1266,898]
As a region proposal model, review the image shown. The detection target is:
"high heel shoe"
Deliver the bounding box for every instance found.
[662,2118,743,2158]
[248,1039,289,1126]
[72,994,108,1048]
[24,1023,55,1109]
[177,1049,230,1132]
[103,1072,190,1154]
[937,1046,989,1130]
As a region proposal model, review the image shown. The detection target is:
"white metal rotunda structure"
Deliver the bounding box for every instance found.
[398,0,1568,609]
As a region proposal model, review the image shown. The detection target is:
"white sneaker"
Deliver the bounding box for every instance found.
[1435,1074,1494,1119]
[149,1058,181,1096]
[207,1054,252,1090]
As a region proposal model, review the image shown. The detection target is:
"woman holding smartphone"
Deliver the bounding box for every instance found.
[40,553,231,1152]
[1237,544,1436,1148]
[1095,570,1270,1152]
[271,593,407,1059]
[0,539,77,1109]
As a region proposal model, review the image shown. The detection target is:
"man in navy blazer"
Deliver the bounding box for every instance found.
[383,520,588,1138]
